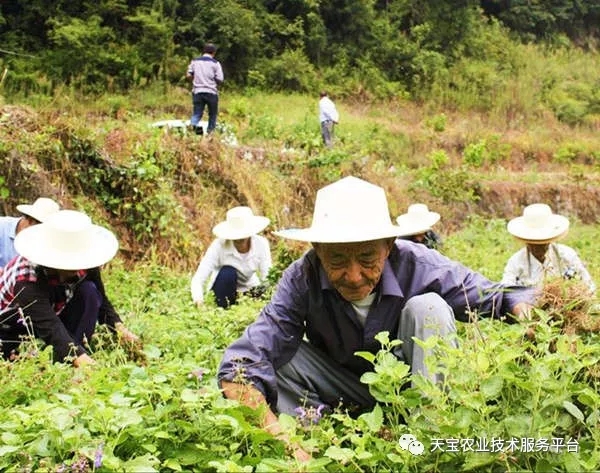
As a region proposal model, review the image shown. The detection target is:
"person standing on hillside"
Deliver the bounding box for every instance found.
[502,203,595,294]
[0,197,60,269]
[191,206,272,309]
[186,43,224,135]
[217,176,535,461]
[319,91,339,148]
[396,203,443,250]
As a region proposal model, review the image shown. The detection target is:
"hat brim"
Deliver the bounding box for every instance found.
[212,216,270,240]
[14,224,119,270]
[507,215,569,244]
[396,213,440,236]
[16,204,52,223]
[273,225,404,243]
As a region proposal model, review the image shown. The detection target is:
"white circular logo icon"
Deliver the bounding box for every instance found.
[408,440,425,456]
[398,433,425,456]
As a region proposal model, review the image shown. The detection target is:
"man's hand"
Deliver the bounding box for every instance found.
[114,322,146,363]
[221,381,312,462]
[512,302,533,321]
[114,322,139,343]
[73,353,96,367]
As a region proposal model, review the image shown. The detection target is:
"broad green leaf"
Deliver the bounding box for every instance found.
[163,458,182,471]
[255,458,292,472]
[359,404,383,432]
[123,453,160,472]
[306,457,333,470]
[208,460,253,472]
[110,392,134,407]
[480,375,503,399]
[386,452,405,463]
[563,401,584,422]
[563,453,583,473]
[0,446,19,457]
[0,432,19,445]
[48,407,74,431]
[355,351,375,363]
[180,388,201,402]
[360,372,379,384]
[324,446,355,463]
[461,452,496,470]
[476,352,489,371]
[503,415,531,437]
[277,413,297,432]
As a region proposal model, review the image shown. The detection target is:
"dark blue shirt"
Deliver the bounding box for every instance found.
[218,240,534,406]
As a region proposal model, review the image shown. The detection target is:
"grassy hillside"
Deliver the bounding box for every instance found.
[2,79,600,273]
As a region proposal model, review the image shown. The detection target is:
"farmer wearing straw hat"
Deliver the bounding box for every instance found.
[396,203,443,250]
[217,176,535,461]
[0,210,139,366]
[191,206,272,308]
[502,203,595,294]
[0,197,60,268]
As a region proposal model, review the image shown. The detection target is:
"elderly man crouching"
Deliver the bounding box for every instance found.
[217,176,535,461]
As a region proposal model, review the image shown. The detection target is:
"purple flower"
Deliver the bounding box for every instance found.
[294,404,327,426]
[94,442,104,468]
[188,368,206,381]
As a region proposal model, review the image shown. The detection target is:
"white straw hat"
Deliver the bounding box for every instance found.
[274,176,404,243]
[396,203,440,236]
[14,210,119,270]
[212,206,270,240]
[16,197,60,222]
[507,203,569,244]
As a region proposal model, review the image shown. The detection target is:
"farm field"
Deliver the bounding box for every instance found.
[1,86,600,472]
[1,217,599,472]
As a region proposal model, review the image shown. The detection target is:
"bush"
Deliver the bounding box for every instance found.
[257,50,317,93]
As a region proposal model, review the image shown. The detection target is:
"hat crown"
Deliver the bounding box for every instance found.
[226,206,256,229]
[312,176,393,233]
[522,203,554,229]
[213,206,269,239]
[45,210,96,253]
[17,197,60,222]
[407,203,431,217]
[31,197,60,216]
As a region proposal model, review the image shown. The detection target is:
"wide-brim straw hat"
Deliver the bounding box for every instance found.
[396,203,440,236]
[16,197,60,222]
[14,210,119,270]
[212,206,270,240]
[507,203,570,244]
[274,176,404,243]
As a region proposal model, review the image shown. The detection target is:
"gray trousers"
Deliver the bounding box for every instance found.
[320,120,335,147]
[275,293,457,415]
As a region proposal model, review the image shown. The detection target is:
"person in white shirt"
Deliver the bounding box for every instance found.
[319,91,339,148]
[191,206,272,308]
[502,203,595,294]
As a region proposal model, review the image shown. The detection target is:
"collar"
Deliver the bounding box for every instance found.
[318,258,404,298]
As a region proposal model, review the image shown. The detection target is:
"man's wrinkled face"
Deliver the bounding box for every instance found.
[314,238,393,302]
